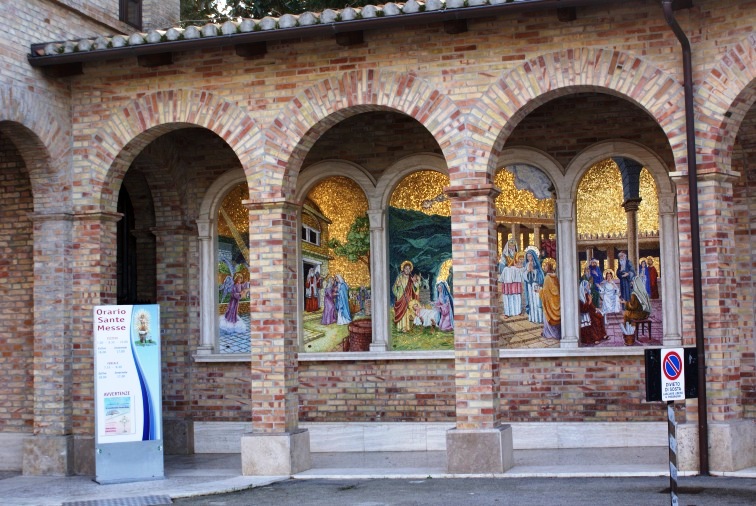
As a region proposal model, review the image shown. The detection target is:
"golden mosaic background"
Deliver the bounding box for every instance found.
[390,170,451,216]
[576,159,659,236]
[494,169,555,216]
[307,177,370,288]
[218,183,249,237]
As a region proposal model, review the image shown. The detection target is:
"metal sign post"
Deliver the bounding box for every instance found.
[644,348,698,506]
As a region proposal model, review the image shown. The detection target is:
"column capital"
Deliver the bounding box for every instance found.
[243,198,299,212]
[658,194,676,215]
[555,199,573,221]
[72,211,122,223]
[366,208,385,229]
[444,184,500,199]
[29,212,74,223]
[195,218,213,238]
[621,197,642,213]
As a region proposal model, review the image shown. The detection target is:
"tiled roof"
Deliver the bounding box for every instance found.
[28,0,616,66]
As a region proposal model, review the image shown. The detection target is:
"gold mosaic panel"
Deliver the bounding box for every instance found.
[307,177,370,287]
[494,169,554,216]
[576,159,658,236]
[217,183,249,237]
[389,170,451,216]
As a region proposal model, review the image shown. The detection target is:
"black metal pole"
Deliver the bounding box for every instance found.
[662,0,709,476]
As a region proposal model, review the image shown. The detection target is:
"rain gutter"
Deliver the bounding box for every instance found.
[661,0,709,476]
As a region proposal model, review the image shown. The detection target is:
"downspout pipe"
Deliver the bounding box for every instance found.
[662,0,709,476]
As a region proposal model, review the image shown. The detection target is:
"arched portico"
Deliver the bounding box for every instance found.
[476,48,687,181]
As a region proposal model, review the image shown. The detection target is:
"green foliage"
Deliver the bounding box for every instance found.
[181,0,375,22]
[327,214,371,269]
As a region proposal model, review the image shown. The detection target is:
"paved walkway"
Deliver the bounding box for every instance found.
[2,449,755,506]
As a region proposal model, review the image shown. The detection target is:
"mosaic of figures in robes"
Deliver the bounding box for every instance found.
[496,164,561,348]
[388,170,454,350]
[217,183,252,353]
[300,177,372,352]
[576,158,662,348]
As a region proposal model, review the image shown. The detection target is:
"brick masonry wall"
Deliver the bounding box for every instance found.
[1,0,753,437]
[0,133,34,433]
[188,357,664,424]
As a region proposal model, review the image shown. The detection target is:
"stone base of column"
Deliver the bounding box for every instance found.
[369,343,387,352]
[241,429,311,475]
[164,419,195,455]
[23,435,74,476]
[446,426,513,474]
[709,421,756,472]
[74,436,95,476]
[677,420,756,472]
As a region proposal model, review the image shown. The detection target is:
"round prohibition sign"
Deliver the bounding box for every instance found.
[663,351,683,381]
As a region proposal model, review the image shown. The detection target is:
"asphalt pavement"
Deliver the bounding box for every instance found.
[173,476,756,506]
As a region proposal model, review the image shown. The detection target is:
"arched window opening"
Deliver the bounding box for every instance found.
[300,176,370,353]
[575,158,661,347]
[493,164,558,349]
[388,170,454,350]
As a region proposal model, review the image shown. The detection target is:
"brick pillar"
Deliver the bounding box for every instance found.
[24,213,75,476]
[28,211,120,476]
[444,185,513,474]
[674,169,755,472]
[696,172,753,471]
[240,200,310,475]
[153,225,196,455]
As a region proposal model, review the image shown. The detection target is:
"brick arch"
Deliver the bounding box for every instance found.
[0,85,71,213]
[92,89,262,211]
[696,33,756,173]
[265,70,467,200]
[477,48,686,175]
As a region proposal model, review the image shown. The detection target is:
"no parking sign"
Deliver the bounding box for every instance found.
[661,348,685,401]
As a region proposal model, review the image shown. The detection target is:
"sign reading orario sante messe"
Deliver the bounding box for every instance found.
[93,305,163,483]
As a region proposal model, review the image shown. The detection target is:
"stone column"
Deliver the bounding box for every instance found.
[24,213,75,476]
[555,199,579,348]
[367,209,388,351]
[533,225,542,250]
[444,184,513,474]
[657,194,681,346]
[622,198,642,268]
[241,199,310,475]
[196,218,215,355]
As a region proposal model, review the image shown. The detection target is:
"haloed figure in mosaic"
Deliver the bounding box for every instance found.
[617,251,635,303]
[599,269,621,324]
[646,257,660,299]
[335,274,352,325]
[320,275,338,325]
[393,260,421,332]
[540,258,560,339]
[434,281,454,331]
[498,238,524,317]
[523,247,544,324]
[588,258,603,306]
[221,273,249,329]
